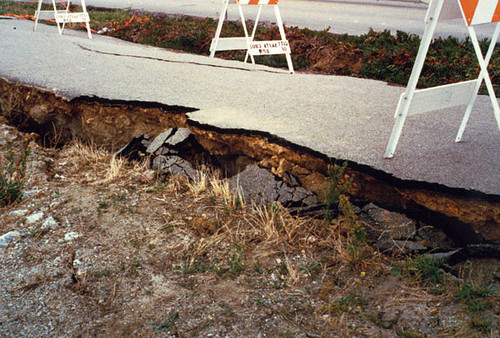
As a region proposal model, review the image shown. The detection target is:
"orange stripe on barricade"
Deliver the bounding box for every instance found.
[238,0,279,4]
[493,0,500,23]
[459,0,500,25]
[459,0,480,25]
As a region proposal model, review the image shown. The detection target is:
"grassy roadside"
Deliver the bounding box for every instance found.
[1,0,499,95]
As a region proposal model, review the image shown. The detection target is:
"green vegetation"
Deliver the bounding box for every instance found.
[454,281,497,333]
[391,255,445,285]
[152,311,179,332]
[322,161,352,222]
[0,143,29,206]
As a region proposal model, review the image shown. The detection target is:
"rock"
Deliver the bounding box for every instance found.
[9,209,28,217]
[41,216,58,230]
[164,128,192,147]
[28,104,53,124]
[135,169,156,184]
[424,250,461,263]
[147,128,194,156]
[153,155,197,181]
[376,239,428,254]
[378,308,401,329]
[26,211,44,225]
[282,171,300,187]
[415,224,456,250]
[392,240,428,253]
[22,189,40,199]
[229,165,317,207]
[361,203,417,242]
[114,134,151,160]
[146,129,174,154]
[64,232,81,242]
[0,230,20,247]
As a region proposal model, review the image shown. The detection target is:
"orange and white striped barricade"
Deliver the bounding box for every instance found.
[384,0,500,157]
[34,0,92,39]
[210,0,294,73]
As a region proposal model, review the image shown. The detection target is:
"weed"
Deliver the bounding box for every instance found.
[179,259,207,275]
[227,247,245,278]
[404,255,444,284]
[97,200,110,210]
[0,144,30,206]
[469,317,492,333]
[217,245,245,278]
[454,281,496,330]
[152,311,178,332]
[319,293,365,315]
[341,242,372,270]
[104,155,125,182]
[298,262,319,276]
[112,193,126,206]
[210,177,245,211]
[322,161,351,222]
[28,228,39,238]
[338,194,366,243]
[253,261,263,276]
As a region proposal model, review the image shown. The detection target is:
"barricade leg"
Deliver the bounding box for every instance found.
[274,5,294,74]
[237,3,255,64]
[52,0,64,35]
[384,0,443,158]
[60,0,70,35]
[244,5,263,64]
[80,0,92,39]
[33,0,43,31]
[210,0,230,58]
[456,23,500,141]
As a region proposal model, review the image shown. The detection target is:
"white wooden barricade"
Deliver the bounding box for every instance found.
[34,0,92,39]
[210,0,294,73]
[384,0,500,158]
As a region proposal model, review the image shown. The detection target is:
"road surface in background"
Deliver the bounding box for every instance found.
[22,0,495,39]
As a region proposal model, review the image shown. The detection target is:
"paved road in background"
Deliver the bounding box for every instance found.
[1,18,499,196]
[28,0,494,39]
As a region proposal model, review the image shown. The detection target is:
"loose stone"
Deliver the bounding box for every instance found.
[26,211,44,225]
[0,231,21,247]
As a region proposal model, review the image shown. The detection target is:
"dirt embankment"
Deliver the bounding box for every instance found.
[1,77,499,244]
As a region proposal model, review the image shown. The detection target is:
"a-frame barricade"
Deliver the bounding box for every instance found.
[210,0,294,73]
[34,0,92,39]
[384,0,500,157]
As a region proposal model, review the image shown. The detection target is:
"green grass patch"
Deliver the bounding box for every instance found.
[0,144,30,207]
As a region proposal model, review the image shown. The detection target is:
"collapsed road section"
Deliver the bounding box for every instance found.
[1,77,498,245]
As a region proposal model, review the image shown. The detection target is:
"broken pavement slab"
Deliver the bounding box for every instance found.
[1,18,497,195]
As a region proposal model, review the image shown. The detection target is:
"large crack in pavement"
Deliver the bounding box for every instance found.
[1,76,499,244]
